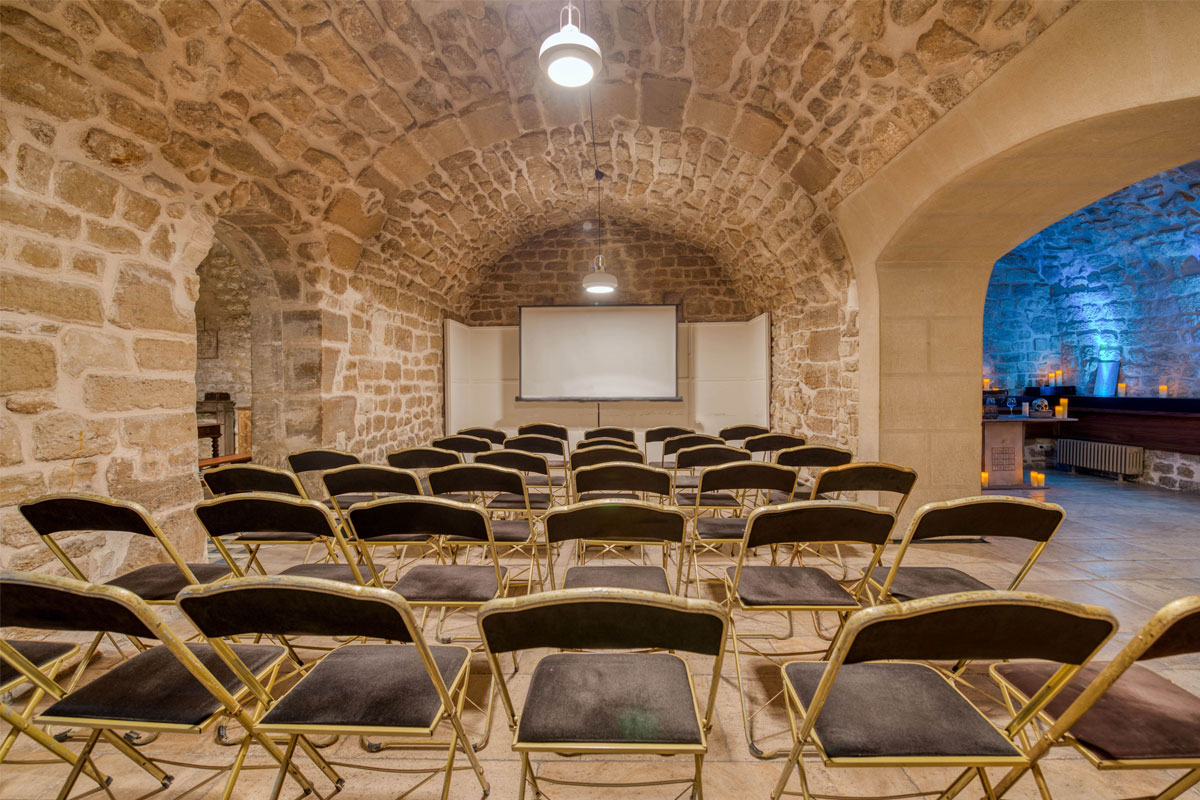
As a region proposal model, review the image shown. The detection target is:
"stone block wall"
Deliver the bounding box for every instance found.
[465,221,751,325]
[194,237,252,406]
[1138,449,1200,493]
[984,162,1200,396]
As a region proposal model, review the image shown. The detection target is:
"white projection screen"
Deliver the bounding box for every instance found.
[519,305,680,401]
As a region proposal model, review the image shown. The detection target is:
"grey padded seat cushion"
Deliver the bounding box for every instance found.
[392,565,506,603]
[0,640,75,688]
[43,643,284,727]
[785,661,1021,759]
[674,475,700,489]
[995,661,1200,761]
[487,493,552,511]
[696,517,747,540]
[106,563,231,601]
[650,460,676,469]
[870,566,992,601]
[563,566,671,594]
[518,653,701,745]
[261,644,469,730]
[525,474,565,487]
[279,563,365,583]
[327,493,403,509]
[447,519,530,543]
[577,491,640,502]
[359,532,435,543]
[675,491,739,507]
[730,566,857,608]
[436,492,472,504]
[233,530,322,543]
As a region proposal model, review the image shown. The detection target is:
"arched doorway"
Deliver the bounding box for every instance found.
[833,1,1200,515]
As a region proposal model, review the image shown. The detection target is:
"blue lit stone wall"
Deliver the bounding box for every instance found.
[983,161,1200,396]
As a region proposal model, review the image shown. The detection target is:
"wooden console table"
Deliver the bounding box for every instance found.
[198,423,222,459]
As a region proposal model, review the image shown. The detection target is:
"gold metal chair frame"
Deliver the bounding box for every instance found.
[542,498,688,593]
[726,501,896,759]
[477,449,569,506]
[201,462,308,498]
[989,594,1200,800]
[177,576,490,800]
[196,492,367,585]
[570,462,675,505]
[477,587,729,800]
[582,425,637,443]
[0,570,319,800]
[771,590,1119,800]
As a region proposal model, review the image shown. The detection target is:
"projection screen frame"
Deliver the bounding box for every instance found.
[516,303,684,402]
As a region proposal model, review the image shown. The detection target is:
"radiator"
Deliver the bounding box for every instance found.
[1055,438,1144,478]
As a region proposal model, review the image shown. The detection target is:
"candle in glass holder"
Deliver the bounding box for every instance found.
[1159,385,1169,398]
[1061,397,1069,416]
[981,471,989,488]
[1021,401,1030,416]
[983,378,991,390]
[1056,370,1064,386]
[1117,383,1127,397]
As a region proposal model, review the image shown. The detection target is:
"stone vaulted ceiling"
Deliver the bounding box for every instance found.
[2,0,1076,312]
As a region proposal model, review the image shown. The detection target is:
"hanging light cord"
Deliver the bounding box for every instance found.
[584,0,602,263]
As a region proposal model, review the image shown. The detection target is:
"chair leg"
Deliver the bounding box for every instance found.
[295,734,343,788]
[267,734,300,800]
[216,735,253,800]
[1155,769,1200,800]
[731,619,789,759]
[770,737,806,800]
[0,702,110,788]
[518,752,530,800]
[693,753,705,800]
[55,728,100,800]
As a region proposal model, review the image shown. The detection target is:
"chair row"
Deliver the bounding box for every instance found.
[4,571,1196,800]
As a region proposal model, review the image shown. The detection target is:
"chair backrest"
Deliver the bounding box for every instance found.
[543,500,687,545]
[457,427,507,445]
[1138,595,1200,661]
[322,464,422,499]
[479,588,726,655]
[427,463,525,497]
[431,434,492,455]
[347,496,494,543]
[0,570,159,640]
[18,494,191,583]
[906,496,1063,543]
[570,446,645,470]
[504,434,567,458]
[286,448,360,474]
[178,576,419,642]
[675,444,750,470]
[575,437,640,451]
[744,432,807,454]
[517,422,569,442]
[663,433,723,457]
[572,463,672,497]
[386,447,462,470]
[810,462,918,515]
[719,424,769,442]
[697,462,798,495]
[584,426,636,443]
[645,425,693,445]
[195,493,341,540]
[476,449,550,478]
[775,444,854,468]
[743,501,896,550]
[202,463,306,497]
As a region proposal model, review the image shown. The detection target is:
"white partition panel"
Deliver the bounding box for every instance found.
[445,314,768,444]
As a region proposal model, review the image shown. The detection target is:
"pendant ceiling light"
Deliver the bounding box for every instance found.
[539,0,602,88]
[583,254,616,294]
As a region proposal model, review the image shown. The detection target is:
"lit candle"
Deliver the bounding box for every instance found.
[981,471,989,488]
[1159,384,1169,398]
[1056,370,1064,386]
[1021,401,1030,416]
[1061,397,1068,416]
[1117,382,1127,397]
[983,378,991,390]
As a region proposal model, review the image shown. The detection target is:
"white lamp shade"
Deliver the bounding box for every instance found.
[538,24,602,87]
[583,269,617,294]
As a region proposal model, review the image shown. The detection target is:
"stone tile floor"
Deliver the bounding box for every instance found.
[1,471,1197,799]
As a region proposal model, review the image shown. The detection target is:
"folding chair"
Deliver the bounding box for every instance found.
[773,444,854,501]
[431,434,492,462]
[0,570,313,800]
[543,500,688,594]
[572,462,673,503]
[177,576,490,800]
[645,425,694,466]
[673,443,750,490]
[359,497,507,646]
[583,426,637,443]
[574,437,640,450]
[195,493,368,584]
[719,423,770,444]
[427,464,546,588]
[385,446,462,470]
[516,422,569,446]
[478,587,728,800]
[654,432,723,469]
[683,462,799,594]
[504,434,569,483]
[872,496,1064,603]
[991,594,1200,800]
[770,591,1119,800]
[726,501,896,758]
[745,432,807,461]
[201,463,306,498]
[322,465,429,581]
[477,449,568,505]
[569,444,645,472]
[286,448,360,501]
[0,638,109,790]
[457,426,507,446]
